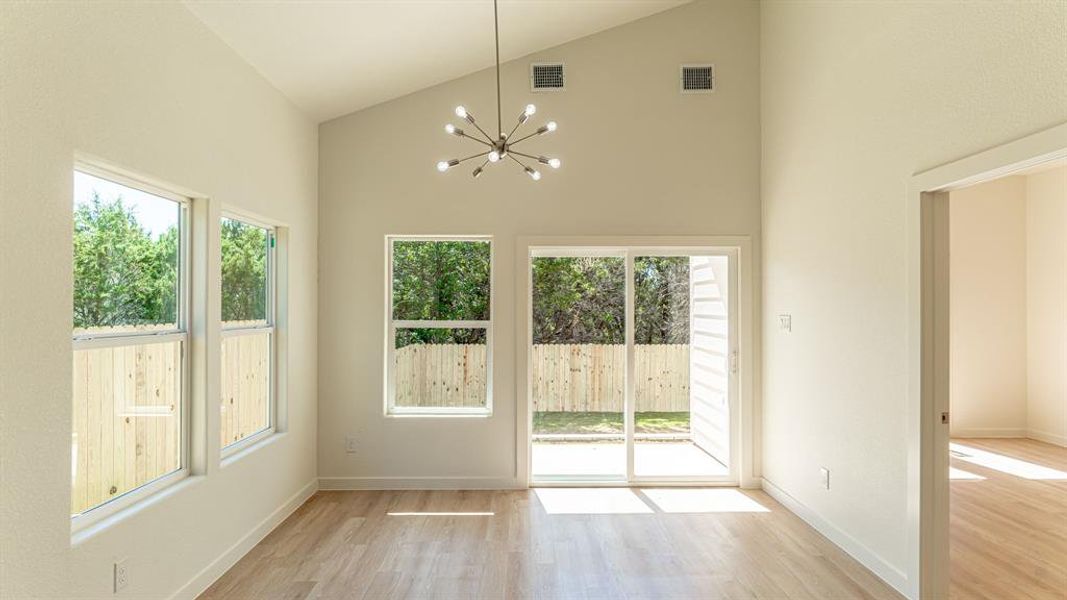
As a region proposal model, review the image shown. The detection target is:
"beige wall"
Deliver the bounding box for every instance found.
[0,3,318,598]
[1027,165,1067,446]
[948,176,1029,437]
[318,0,760,487]
[761,0,1067,591]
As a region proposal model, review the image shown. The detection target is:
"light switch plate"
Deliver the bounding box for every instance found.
[778,314,792,332]
[820,467,830,490]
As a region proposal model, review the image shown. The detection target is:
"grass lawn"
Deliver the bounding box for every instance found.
[532,411,690,435]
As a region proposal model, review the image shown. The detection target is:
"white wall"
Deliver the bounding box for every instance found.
[948,176,1028,438]
[761,0,1067,593]
[318,0,761,487]
[1027,165,1067,446]
[0,3,318,598]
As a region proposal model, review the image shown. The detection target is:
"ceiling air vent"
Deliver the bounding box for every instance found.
[680,64,714,93]
[531,62,565,92]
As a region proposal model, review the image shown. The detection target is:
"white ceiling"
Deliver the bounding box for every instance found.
[183,0,689,122]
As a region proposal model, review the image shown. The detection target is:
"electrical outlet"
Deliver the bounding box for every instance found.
[778,314,792,332]
[114,560,129,593]
[820,467,830,490]
[345,434,358,454]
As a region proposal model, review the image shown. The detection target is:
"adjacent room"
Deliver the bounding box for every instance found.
[1,1,1064,599]
[947,163,1067,598]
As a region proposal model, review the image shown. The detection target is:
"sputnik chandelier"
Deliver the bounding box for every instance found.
[436,0,560,180]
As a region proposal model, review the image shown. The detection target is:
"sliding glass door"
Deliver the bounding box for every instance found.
[529,246,737,484]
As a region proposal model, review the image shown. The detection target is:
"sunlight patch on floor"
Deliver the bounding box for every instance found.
[950,443,1067,480]
[534,488,654,514]
[640,488,769,513]
[949,466,985,481]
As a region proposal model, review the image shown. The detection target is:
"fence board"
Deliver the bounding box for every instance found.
[391,343,688,413]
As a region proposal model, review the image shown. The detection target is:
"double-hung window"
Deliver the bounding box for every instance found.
[220,216,275,450]
[386,236,492,415]
[71,168,189,522]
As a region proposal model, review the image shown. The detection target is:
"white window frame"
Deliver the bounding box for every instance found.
[70,164,191,533]
[220,212,277,456]
[385,235,493,416]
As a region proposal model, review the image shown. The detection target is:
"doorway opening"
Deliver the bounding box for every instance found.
[943,163,1067,598]
[908,123,1067,599]
[526,246,738,485]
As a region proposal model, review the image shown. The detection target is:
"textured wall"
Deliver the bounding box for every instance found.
[318,0,761,486]
[761,0,1067,590]
[0,2,318,597]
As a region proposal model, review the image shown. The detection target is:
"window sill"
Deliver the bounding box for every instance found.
[71,472,203,546]
[221,429,284,467]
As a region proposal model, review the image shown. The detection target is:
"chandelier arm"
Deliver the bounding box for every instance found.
[494,0,502,138]
[506,130,540,146]
[458,132,492,147]
[468,120,497,143]
[506,119,524,142]
[508,150,544,162]
[458,151,490,164]
[507,153,532,170]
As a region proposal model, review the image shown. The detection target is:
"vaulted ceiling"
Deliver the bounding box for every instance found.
[183,0,689,121]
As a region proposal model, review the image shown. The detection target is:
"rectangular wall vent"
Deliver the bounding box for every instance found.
[680,64,714,93]
[531,62,565,92]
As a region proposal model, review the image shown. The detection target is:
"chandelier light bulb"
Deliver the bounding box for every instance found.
[455,106,467,118]
[524,104,537,116]
[445,124,455,134]
[525,167,542,181]
[472,166,484,178]
[546,121,557,132]
[437,159,459,172]
[488,151,501,163]
[548,158,561,169]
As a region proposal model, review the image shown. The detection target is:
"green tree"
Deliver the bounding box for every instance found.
[221,218,268,322]
[72,193,178,330]
[634,256,689,344]
[532,257,625,344]
[392,240,490,347]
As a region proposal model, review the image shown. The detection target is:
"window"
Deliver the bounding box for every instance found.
[387,237,492,415]
[220,216,275,449]
[71,168,188,520]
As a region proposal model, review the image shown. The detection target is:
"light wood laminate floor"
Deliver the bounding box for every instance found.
[201,487,901,599]
[950,438,1067,600]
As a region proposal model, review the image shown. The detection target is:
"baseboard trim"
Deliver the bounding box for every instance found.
[950,427,1027,438]
[761,478,908,597]
[319,476,523,490]
[170,478,318,600]
[1027,429,1067,447]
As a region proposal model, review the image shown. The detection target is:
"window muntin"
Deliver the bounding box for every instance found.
[220,216,275,449]
[387,238,492,414]
[71,169,188,520]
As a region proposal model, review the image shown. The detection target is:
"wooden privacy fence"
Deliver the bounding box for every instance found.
[532,344,689,412]
[220,332,271,446]
[392,343,689,412]
[394,343,488,407]
[71,334,271,516]
[71,341,181,516]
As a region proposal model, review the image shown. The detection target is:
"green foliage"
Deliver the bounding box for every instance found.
[392,241,490,347]
[532,257,625,344]
[73,193,178,330]
[530,256,689,345]
[221,218,268,322]
[634,257,689,344]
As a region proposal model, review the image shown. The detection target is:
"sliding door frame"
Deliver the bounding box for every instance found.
[515,236,756,488]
